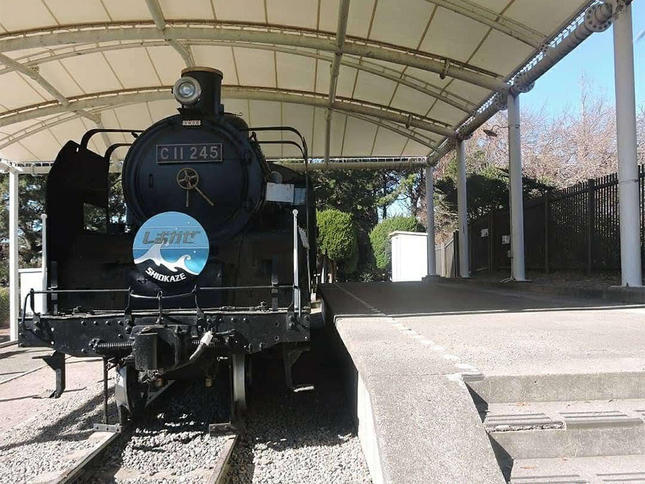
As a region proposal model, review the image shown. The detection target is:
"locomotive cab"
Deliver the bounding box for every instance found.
[18,67,315,424]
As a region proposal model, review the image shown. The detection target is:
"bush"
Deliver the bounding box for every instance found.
[0,287,8,328]
[316,209,358,278]
[369,216,423,272]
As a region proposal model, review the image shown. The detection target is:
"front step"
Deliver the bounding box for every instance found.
[511,454,645,484]
[486,399,645,461]
[468,372,645,404]
[469,374,645,481]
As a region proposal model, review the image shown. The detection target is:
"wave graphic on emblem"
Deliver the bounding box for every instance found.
[133,243,199,275]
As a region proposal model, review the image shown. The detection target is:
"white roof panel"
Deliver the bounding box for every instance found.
[103,0,152,21]
[370,0,434,50]
[276,53,316,92]
[44,0,111,24]
[267,0,319,30]
[0,0,598,163]
[0,0,55,32]
[371,126,408,157]
[469,31,534,75]
[352,71,397,106]
[506,0,587,35]
[60,53,122,93]
[421,7,489,63]
[234,47,276,88]
[0,72,46,109]
[158,0,214,20]
[145,46,186,85]
[103,49,161,88]
[215,0,266,23]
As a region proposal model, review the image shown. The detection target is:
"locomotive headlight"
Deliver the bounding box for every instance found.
[173,76,201,105]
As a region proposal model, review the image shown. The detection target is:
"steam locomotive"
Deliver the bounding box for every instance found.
[18,67,315,424]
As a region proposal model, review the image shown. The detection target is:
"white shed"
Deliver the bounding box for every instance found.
[390,231,427,282]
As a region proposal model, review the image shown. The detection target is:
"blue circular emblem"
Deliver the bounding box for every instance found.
[132,211,209,286]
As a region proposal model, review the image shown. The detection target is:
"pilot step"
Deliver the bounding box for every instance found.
[509,454,645,484]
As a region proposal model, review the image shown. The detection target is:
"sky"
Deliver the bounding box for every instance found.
[390,4,644,217]
[522,1,644,116]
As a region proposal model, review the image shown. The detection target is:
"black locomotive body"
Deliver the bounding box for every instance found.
[18,67,315,422]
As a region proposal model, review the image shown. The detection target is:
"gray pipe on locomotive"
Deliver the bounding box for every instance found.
[18,67,316,423]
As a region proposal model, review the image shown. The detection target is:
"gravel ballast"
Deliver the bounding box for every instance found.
[0,376,114,483]
[2,345,372,483]
[228,357,371,484]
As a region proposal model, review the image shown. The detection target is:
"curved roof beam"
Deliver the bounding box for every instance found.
[0,104,439,156]
[0,52,98,123]
[325,0,351,163]
[145,0,194,67]
[0,86,457,138]
[0,22,508,91]
[0,52,110,147]
[280,157,430,172]
[0,40,476,113]
[0,104,122,151]
[424,0,546,48]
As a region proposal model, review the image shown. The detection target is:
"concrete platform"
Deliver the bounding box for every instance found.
[0,343,104,433]
[320,280,645,483]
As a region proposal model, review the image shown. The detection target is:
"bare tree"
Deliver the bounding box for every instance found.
[426,75,644,242]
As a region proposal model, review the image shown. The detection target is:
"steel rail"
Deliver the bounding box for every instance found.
[48,379,176,483]
[207,431,241,484]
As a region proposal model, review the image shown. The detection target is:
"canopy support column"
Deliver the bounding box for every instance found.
[425,165,437,277]
[456,140,469,278]
[613,1,641,287]
[9,170,19,341]
[508,93,526,282]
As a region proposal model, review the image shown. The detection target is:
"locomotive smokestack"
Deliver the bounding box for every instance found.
[173,67,223,116]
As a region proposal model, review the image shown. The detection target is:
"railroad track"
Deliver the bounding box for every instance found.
[31,380,242,484]
[205,430,240,484]
[45,424,241,484]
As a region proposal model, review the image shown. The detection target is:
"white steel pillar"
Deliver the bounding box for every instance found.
[425,165,437,276]
[507,93,527,281]
[613,2,642,287]
[456,140,469,278]
[9,170,19,341]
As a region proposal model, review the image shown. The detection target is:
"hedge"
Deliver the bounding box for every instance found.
[369,216,423,271]
[0,287,8,328]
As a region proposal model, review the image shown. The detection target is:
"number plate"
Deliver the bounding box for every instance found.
[156,143,223,164]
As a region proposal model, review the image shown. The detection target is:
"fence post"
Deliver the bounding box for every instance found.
[488,212,494,272]
[453,230,459,278]
[544,190,550,273]
[587,179,595,275]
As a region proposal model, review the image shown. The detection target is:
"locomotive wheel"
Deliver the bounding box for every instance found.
[115,365,148,425]
[232,353,247,413]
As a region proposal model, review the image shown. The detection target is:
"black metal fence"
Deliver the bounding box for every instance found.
[469,165,645,273]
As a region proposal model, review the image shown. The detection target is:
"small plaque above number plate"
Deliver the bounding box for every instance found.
[156,143,223,164]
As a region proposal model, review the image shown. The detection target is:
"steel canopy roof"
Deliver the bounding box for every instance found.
[0,0,593,166]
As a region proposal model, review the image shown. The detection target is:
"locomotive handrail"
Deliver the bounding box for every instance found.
[105,143,132,161]
[21,284,295,321]
[80,128,143,151]
[241,125,314,297]
[255,140,305,159]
